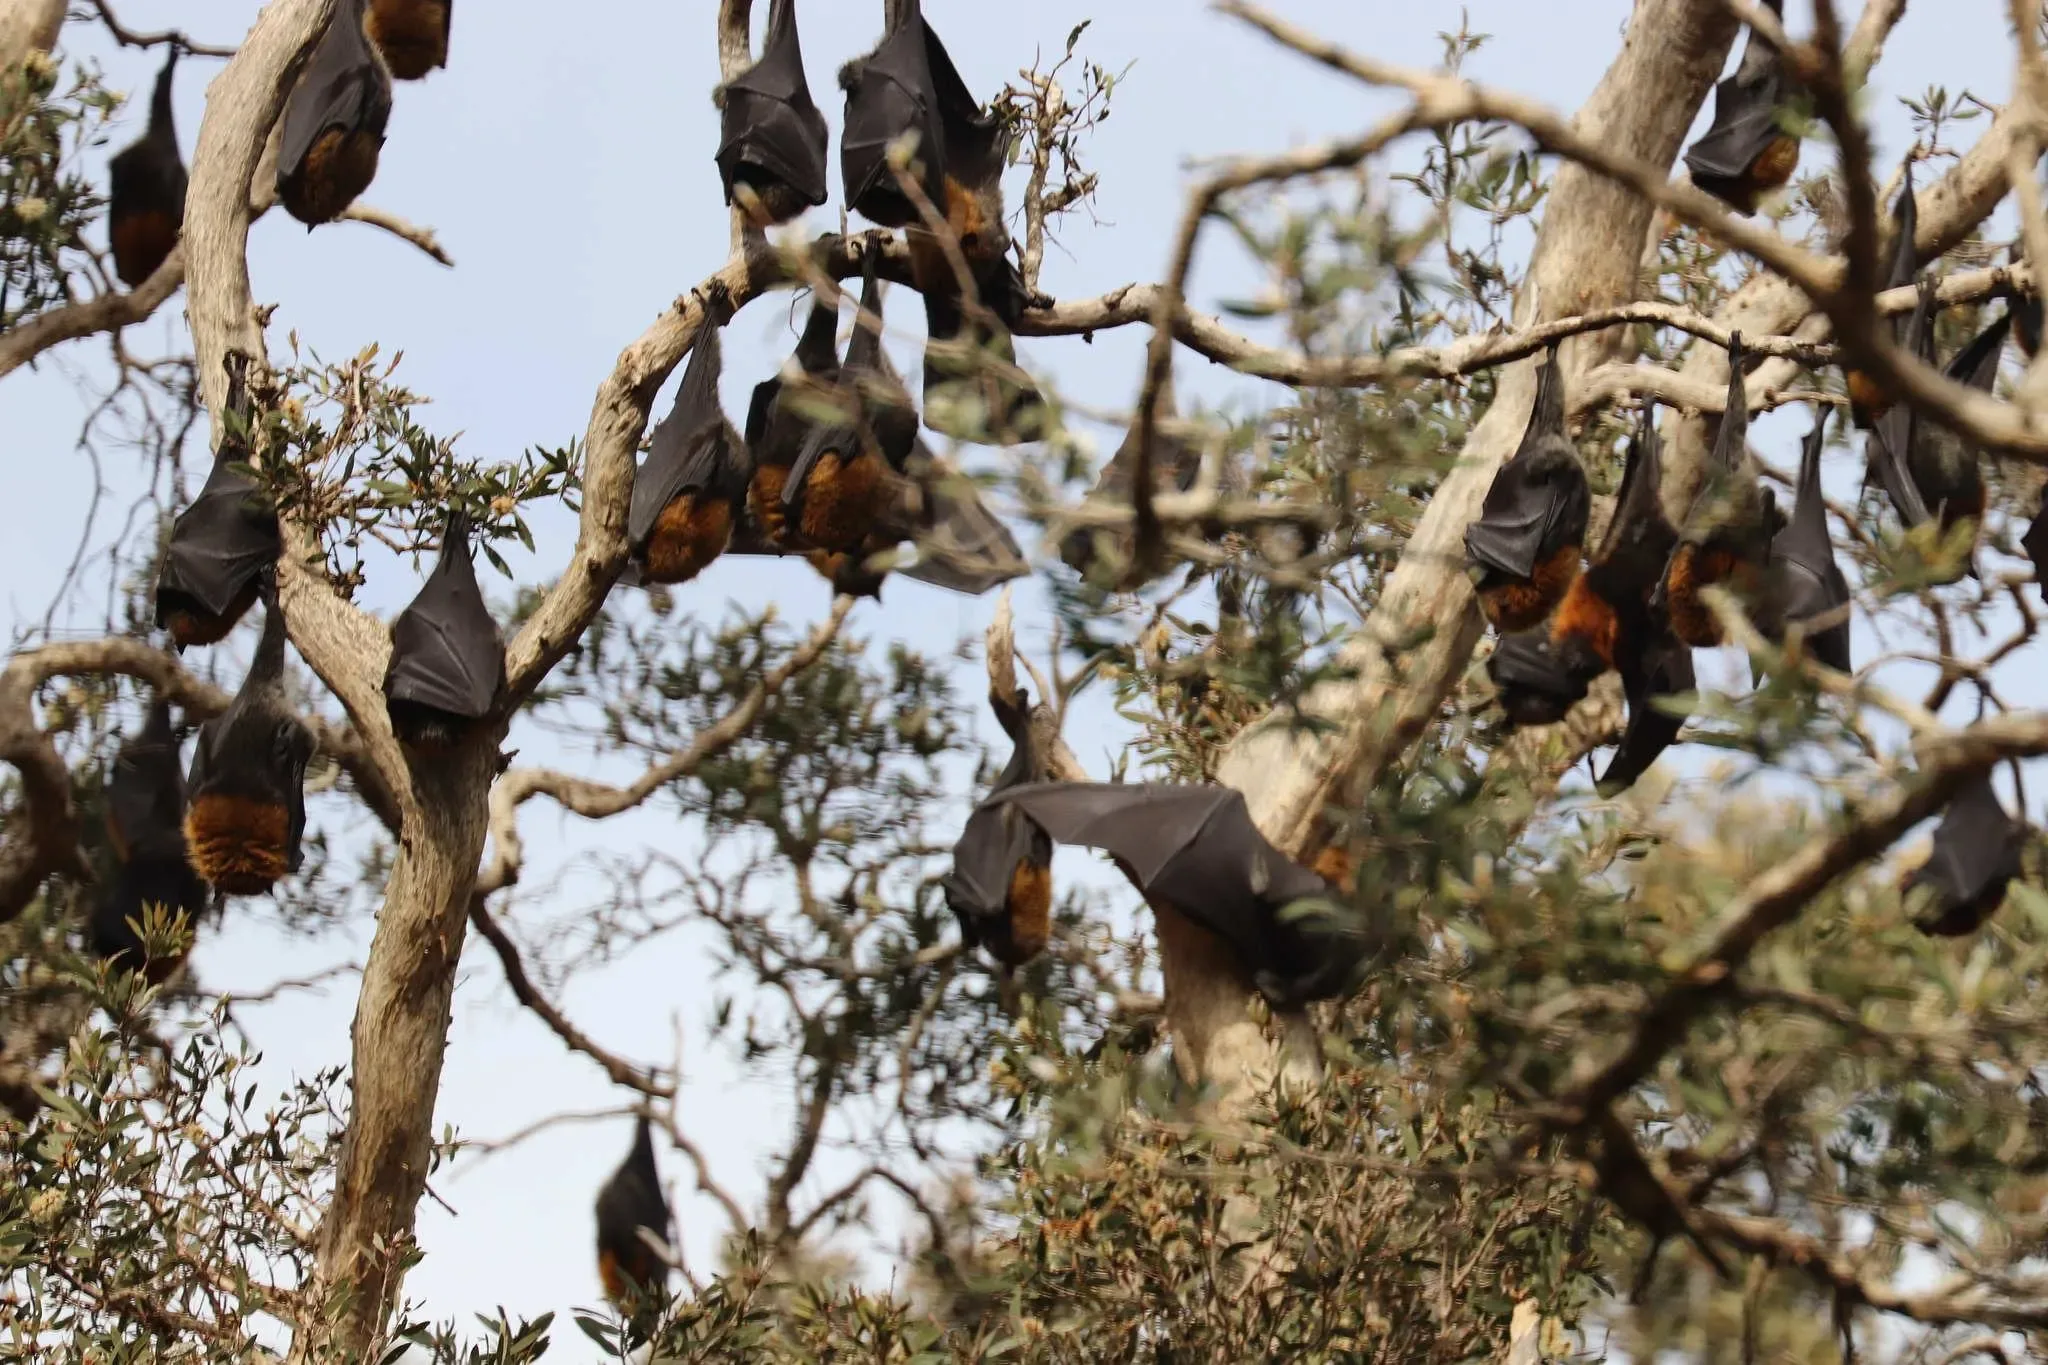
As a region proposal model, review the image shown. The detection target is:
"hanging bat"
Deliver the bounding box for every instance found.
[1846,162,1919,428]
[715,0,829,225]
[1060,368,1203,582]
[782,250,919,555]
[1682,0,1801,215]
[1758,411,1852,674]
[107,46,187,288]
[383,513,504,752]
[366,0,449,82]
[1466,348,1591,632]
[1660,333,1782,647]
[2024,482,2048,586]
[154,356,283,650]
[595,1115,673,1310]
[277,0,393,226]
[1595,630,1696,796]
[94,697,207,976]
[943,714,1054,965]
[1909,772,2027,936]
[1492,405,1678,727]
[745,291,844,550]
[839,0,945,230]
[184,588,316,896]
[984,782,1374,1008]
[627,322,752,587]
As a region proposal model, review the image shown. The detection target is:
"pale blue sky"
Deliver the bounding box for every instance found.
[5,0,2027,1354]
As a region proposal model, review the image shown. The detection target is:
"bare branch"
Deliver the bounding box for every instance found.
[84,0,237,58]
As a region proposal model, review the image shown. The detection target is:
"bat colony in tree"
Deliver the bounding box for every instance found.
[66,0,2048,1321]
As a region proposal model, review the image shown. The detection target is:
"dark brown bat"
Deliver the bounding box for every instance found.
[716,0,829,225]
[783,250,919,554]
[1878,297,2004,544]
[184,587,316,896]
[1682,0,1801,215]
[277,0,393,226]
[1487,627,1594,729]
[1846,162,1919,428]
[1758,410,1852,674]
[1060,370,1203,582]
[93,702,208,977]
[984,782,1376,1007]
[1660,333,1783,647]
[943,715,1054,965]
[154,356,283,651]
[107,46,187,288]
[383,512,504,752]
[627,321,752,587]
[838,0,945,230]
[1466,349,1591,633]
[595,1115,672,1311]
[1910,773,2027,936]
[745,290,844,551]
[366,0,449,81]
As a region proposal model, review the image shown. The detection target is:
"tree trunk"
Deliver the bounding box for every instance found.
[0,0,63,70]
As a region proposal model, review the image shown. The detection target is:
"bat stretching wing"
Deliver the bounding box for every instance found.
[943,714,1054,965]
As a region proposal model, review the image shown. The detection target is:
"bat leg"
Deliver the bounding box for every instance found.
[284,129,384,226]
[184,793,292,895]
[110,207,181,288]
[641,495,735,585]
[797,450,887,554]
[1477,543,1582,633]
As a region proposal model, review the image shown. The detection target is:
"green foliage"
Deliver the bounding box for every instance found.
[0,52,116,330]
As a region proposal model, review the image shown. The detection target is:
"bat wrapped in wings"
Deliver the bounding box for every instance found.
[277,0,393,226]
[1658,333,1783,647]
[154,355,283,650]
[1682,0,1802,214]
[626,319,752,587]
[1757,410,1852,675]
[366,0,449,82]
[184,585,316,896]
[92,697,209,977]
[942,714,1053,965]
[594,1116,672,1314]
[1059,367,1203,583]
[745,290,844,551]
[1909,773,2028,937]
[1846,163,1919,428]
[383,512,504,752]
[107,46,187,288]
[838,0,946,230]
[1466,349,1591,633]
[715,0,829,225]
[982,782,1378,1008]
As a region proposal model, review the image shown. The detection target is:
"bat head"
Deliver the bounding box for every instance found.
[1909,773,2028,936]
[1488,628,1596,729]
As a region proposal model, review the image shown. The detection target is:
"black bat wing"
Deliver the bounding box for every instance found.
[155,456,283,623]
[1466,353,1585,577]
[919,16,1002,184]
[1910,773,2027,935]
[1766,416,1853,673]
[898,454,1027,595]
[1881,161,1919,294]
[943,728,1050,949]
[107,701,187,862]
[2025,483,2048,583]
[1947,310,2013,391]
[629,326,734,546]
[383,515,504,719]
[716,0,830,211]
[1596,631,1695,796]
[988,782,1226,888]
[595,1120,672,1258]
[839,14,944,228]
[1683,67,1788,186]
[279,1,393,175]
[1488,628,1594,729]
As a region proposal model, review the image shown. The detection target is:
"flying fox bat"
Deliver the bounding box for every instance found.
[94,698,207,975]
[985,782,1373,1008]
[1595,631,1696,796]
[783,251,919,554]
[154,356,282,650]
[1910,772,2027,936]
[1683,0,1801,215]
[838,0,946,230]
[1846,163,1919,428]
[383,513,504,752]
[716,0,829,225]
[1758,411,1852,674]
[1869,293,2001,558]
[1467,349,1592,633]
[627,322,752,587]
[184,588,315,896]
[277,0,393,226]
[1492,406,1680,729]
[595,1115,672,1311]
[1059,370,1204,582]
[107,47,187,288]
[1660,333,1783,647]
[745,291,844,550]
[943,717,1054,965]
[366,0,449,81]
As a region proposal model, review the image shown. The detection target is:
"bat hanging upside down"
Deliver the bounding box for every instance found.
[1682,0,1803,215]
[943,709,1054,965]
[594,1115,673,1314]
[626,318,752,587]
[383,511,505,752]
[154,354,283,650]
[276,0,393,226]
[715,0,829,226]
[107,46,187,288]
[1465,347,1591,633]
